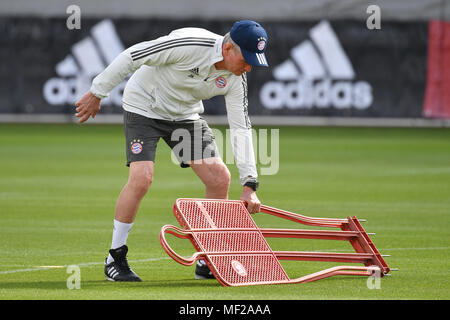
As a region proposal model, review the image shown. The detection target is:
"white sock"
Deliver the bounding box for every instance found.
[106,219,133,264]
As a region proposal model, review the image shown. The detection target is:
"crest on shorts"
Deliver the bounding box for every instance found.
[215,76,227,88]
[130,139,144,154]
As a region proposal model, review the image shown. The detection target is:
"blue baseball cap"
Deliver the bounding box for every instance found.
[230,20,269,67]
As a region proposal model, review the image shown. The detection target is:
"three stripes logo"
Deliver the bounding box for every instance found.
[256,53,268,66]
[260,21,373,110]
[189,67,200,76]
[130,37,215,61]
[43,19,126,107]
[107,266,119,279]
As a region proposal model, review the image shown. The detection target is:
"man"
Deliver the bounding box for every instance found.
[75,20,268,282]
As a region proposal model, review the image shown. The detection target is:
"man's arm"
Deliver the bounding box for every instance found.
[224,73,261,213]
[75,46,145,123]
[75,34,183,123]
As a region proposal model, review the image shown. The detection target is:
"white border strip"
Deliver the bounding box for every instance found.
[1,114,449,128]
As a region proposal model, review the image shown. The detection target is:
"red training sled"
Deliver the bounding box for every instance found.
[159,198,391,286]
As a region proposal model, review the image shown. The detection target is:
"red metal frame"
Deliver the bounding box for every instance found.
[159,198,391,286]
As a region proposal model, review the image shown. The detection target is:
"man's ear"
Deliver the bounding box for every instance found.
[222,43,234,56]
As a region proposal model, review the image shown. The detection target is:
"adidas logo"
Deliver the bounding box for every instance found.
[43,19,126,107]
[260,20,373,110]
[189,67,200,76]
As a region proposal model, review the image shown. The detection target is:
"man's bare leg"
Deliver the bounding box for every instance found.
[106,161,153,267]
[190,157,231,199]
[115,161,154,223]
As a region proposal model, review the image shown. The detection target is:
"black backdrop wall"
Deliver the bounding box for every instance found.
[0,18,428,118]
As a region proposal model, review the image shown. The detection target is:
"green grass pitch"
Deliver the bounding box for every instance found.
[0,123,449,300]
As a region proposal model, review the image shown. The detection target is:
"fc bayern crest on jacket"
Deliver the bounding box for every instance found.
[215,76,227,88]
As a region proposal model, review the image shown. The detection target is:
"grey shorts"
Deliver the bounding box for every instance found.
[123,110,218,167]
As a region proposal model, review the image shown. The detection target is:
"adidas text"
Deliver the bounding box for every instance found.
[260,20,374,111]
[43,19,125,107]
[260,79,373,110]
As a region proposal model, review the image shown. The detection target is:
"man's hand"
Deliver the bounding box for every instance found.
[240,186,261,214]
[75,91,101,123]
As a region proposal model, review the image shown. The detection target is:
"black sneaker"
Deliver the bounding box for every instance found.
[195,260,215,279]
[104,245,142,282]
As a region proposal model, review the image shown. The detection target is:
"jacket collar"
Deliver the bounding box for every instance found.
[210,36,224,66]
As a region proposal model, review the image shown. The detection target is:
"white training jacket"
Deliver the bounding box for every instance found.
[90,27,257,185]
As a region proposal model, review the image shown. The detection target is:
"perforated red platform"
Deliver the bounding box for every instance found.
[159,198,391,286]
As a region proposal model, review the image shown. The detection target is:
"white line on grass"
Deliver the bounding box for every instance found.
[0,257,171,275]
[1,246,449,275]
